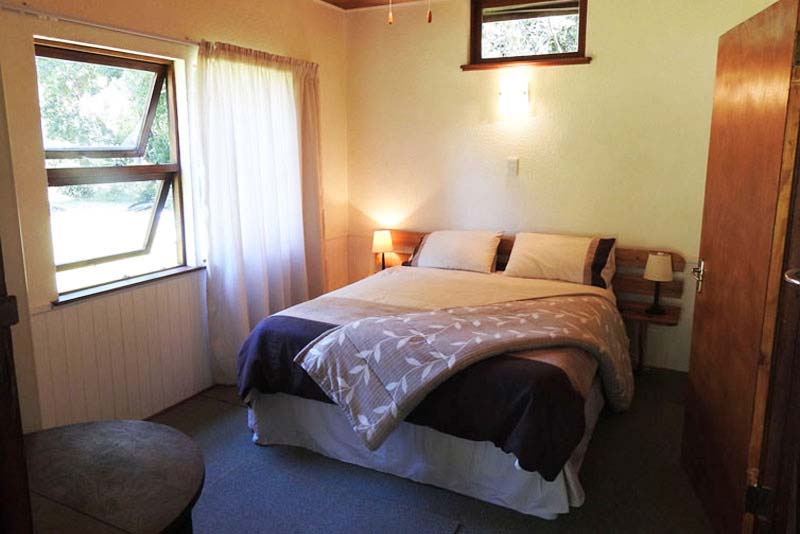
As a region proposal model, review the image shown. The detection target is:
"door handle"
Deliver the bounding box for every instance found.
[785,268,800,288]
[692,259,705,294]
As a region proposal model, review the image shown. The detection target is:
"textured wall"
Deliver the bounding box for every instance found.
[345,0,774,371]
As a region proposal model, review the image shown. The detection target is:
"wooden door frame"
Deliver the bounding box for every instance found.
[0,239,32,533]
[754,120,800,533]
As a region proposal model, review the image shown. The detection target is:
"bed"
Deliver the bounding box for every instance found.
[238,231,638,519]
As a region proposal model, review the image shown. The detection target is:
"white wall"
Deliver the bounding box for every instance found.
[345,0,775,371]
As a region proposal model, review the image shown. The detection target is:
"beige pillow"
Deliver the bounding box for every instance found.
[504,232,616,288]
[411,230,503,274]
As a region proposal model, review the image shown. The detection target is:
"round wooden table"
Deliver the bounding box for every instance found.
[26,420,205,533]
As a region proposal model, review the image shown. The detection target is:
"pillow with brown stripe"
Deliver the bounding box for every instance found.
[503,232,616,289]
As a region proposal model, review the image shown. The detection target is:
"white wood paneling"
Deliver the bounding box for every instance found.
[30,270,212,429]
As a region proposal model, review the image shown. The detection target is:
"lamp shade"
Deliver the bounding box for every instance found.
[644,252,674,282]
[372,230,394,254]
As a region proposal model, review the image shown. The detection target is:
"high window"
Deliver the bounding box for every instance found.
[34,42,185,295]
[464,0,590,70]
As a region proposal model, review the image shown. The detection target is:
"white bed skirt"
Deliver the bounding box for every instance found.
[247,379,604,520]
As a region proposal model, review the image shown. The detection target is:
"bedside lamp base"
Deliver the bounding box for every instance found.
[645,281,666,316]
[372,230,394,271]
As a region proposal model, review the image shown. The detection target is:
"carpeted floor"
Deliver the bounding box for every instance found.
[150,369,712,534]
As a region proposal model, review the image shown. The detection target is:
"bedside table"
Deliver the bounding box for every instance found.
[618,300,681,372]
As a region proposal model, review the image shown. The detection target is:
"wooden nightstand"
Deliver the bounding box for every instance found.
[618,300,681,372]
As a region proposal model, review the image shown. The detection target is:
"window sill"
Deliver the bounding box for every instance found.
[461,56,592,71]
[53,265,206,307]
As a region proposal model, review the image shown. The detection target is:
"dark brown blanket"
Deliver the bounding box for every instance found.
[238,315,586,481]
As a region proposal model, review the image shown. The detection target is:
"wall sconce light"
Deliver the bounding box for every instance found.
[498,69,531,117]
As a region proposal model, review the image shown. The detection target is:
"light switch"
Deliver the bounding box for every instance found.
[507,157,520,177]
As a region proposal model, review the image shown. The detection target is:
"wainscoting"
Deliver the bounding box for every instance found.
[29,270,212,430]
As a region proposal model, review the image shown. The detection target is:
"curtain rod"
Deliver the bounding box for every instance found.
[0,1,201,47]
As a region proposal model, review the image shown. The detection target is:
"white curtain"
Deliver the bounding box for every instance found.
[193,42,326,383]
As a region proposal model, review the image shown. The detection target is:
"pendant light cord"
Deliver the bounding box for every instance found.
[387,0,433,25]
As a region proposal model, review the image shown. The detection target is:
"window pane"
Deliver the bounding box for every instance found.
[53,186,180,293]
[36,55,157,151]
[48,181,164,265]
[36,44,184,294]
[482,4,580,59]
[44,81,172,168]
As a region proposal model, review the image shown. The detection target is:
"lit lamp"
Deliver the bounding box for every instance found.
[372,230,394,270]
[644,252,673,315]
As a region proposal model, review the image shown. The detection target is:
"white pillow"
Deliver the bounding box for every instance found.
[503,232,616,288]
[411,230,503,274]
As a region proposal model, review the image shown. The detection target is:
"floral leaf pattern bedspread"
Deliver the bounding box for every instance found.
[295,294,633,451]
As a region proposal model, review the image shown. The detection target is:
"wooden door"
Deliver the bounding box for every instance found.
[682,1,800,532]
[0,239,31,532]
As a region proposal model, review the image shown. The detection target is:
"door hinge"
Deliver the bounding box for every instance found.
[0,295,18,328]
[745,484,773,519]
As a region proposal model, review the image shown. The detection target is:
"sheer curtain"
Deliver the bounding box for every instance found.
[193,42,326,383]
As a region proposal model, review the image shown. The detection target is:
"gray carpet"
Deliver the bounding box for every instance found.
[150,369,712,534]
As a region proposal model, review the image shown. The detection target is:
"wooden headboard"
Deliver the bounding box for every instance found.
[381,230,687,303]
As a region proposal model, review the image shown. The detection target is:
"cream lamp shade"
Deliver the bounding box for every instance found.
[644,252,674,282]
[372,230,394,254]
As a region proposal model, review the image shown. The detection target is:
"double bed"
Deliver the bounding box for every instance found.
[237,231,636,519]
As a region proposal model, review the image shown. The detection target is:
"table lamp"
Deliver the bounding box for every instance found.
[644,252,673,315]
[372,230,394,270]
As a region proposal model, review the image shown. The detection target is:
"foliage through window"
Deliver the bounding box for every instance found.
[466,0,589,68]
[35,43,185,295]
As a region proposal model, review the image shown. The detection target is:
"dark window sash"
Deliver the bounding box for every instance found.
[51,172,176,272]
[35,44,168,160]
[54,265,204,306]
[46,164,179,186]
[465,0,590,69]
[482,0,579,23]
